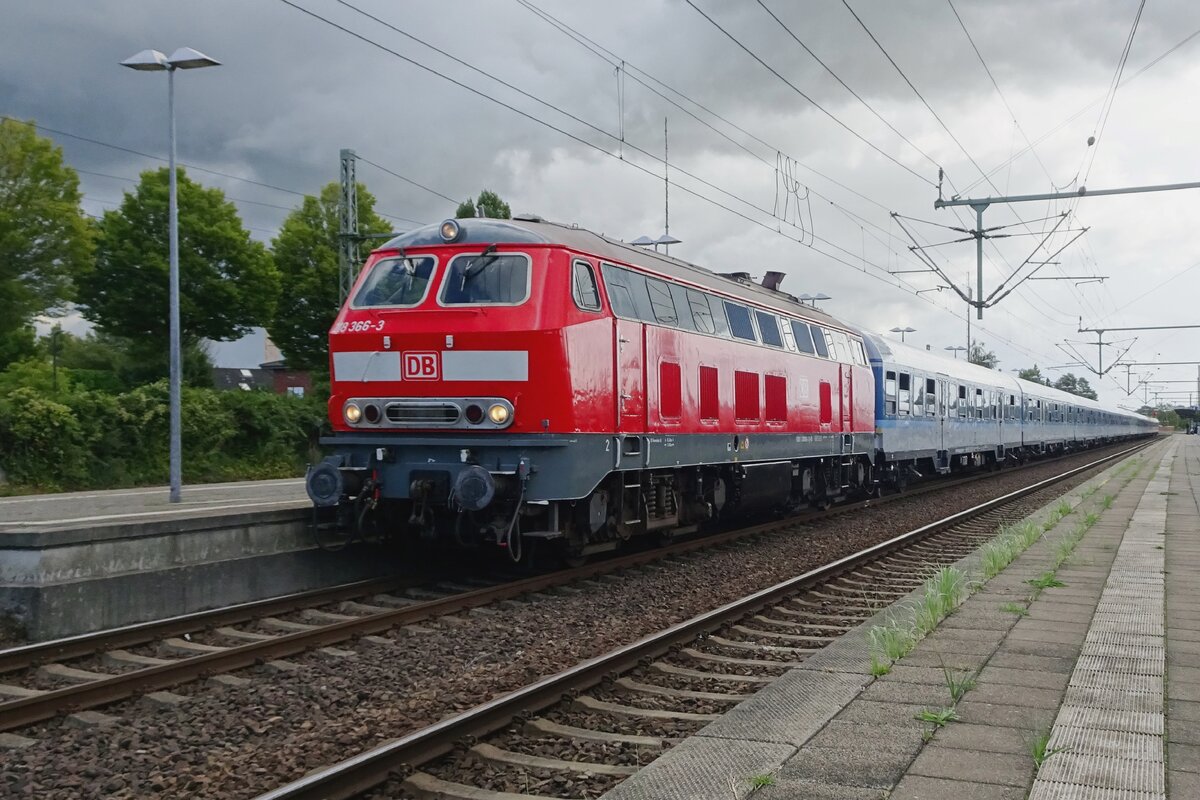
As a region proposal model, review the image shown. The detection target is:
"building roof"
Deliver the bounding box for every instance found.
[212,367,273,392]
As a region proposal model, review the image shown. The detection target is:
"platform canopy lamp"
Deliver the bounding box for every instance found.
[890,326,916,343]
[121,47,221,503]
[944,345,967,359]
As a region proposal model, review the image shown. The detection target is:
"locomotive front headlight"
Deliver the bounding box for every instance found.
[487,403,510,425]
[344,402,362,424]
[440,219,462,242]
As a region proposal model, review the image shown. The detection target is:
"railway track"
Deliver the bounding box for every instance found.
[0,441,1146,738]
[247,440,1151,800]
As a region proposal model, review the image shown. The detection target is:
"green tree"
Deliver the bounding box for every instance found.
[1053,372,1098,400]
[455,189,511,220]
[0,119,93,368]
[455,197,476,218]
[1018,365,1050,385]
[267,182,391,372]
[968,340,999,370]
[76,167,277,378]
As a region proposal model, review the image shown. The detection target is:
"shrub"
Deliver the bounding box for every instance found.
[0,383,326,492]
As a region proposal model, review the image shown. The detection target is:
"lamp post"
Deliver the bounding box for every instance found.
[890,326,916,343]
[944,345,967,359]
[122,47,221,503]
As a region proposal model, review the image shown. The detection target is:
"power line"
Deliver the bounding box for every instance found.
[681,0,935,187]
[2,116,310,198]
[1082,0,1147,185]
[961,23,1200,195]
[944,0,1054,186]
[357,158,461,206]
[754,0,944,175]
[4,117,426,227]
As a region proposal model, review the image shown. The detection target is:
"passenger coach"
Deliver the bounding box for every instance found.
[307,216,875,561]
[863,333,1155,485]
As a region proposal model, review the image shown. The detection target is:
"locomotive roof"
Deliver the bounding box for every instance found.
[378,217,850,330]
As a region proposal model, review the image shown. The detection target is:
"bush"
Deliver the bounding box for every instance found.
[0,382,327,492]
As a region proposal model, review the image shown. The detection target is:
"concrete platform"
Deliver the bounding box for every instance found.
[0,477,307,537]
[603,436,1190,799]
[0,479,396,640]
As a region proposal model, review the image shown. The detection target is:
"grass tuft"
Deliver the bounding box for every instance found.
[1000,601,1029,616]
[1030,729,1070,770]
[748,774,775,790]
[942,665,977,703]
[914,707,959,727]
[1027,571,1066,592]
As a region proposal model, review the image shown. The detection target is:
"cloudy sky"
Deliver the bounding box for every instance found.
[4,0,1198,407]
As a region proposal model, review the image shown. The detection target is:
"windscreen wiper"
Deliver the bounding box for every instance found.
[460,244,499,289]
[383,247,419,304]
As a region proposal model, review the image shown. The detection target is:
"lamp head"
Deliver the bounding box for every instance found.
[121,49,170,71]
[167,47,221,69]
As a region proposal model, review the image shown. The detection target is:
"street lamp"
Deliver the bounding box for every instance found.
[890,326,916,342]
[944,345,967,359]
[122,47,221,503]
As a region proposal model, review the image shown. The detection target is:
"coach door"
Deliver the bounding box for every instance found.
[614,318,646,432]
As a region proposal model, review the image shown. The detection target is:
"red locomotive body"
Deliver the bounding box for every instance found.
[308,216,875,560]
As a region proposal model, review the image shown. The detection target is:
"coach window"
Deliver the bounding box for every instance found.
[810,325,831,358]
[975,388,984,419]
[756,311,784,347]
[571,260,601,311]
[791,321,816,355]
[854,339,869,366]
[666,283,697,332]
[706,295,732,338]
[687,289,716,334]
[646,278,679,326]
[926,378,937,416]
[781,321,797,351]
[725,302,758,342]
[885,370,897,415]
[441,252,530,305]
[897,373,911,416]
[958,385,968,418]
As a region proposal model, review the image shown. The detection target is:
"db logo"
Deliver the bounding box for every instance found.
[403,351,439,380]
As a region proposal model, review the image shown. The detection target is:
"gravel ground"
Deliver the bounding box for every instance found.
[0,447,1135,799]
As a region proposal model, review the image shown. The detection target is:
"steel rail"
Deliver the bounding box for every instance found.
[0,577,406,674]
[0,438,1151,733]
[254,440,1154,800]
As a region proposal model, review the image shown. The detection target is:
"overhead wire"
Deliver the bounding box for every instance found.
[1081,0,1147,187]
[2,116,427,227]
[681,0,935,187]
[753,0,945,175]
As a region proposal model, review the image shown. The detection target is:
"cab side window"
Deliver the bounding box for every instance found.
[571,260,601,311]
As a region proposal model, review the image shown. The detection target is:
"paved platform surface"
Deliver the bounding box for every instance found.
[604,437,1194,799]
[0,477,307,536]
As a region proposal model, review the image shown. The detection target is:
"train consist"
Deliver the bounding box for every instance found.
[306,216,1155,560]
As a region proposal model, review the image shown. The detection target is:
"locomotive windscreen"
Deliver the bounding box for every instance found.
[354,256,436,307]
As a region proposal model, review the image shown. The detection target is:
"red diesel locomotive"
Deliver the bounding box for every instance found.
[306,216,875,561]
